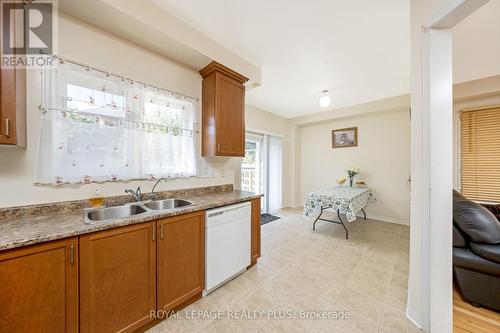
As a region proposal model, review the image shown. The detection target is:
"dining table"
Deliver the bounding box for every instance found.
[303,186,376,239]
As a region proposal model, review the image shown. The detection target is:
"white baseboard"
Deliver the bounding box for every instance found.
[283,203,302,209]
[406,306,423,331]
[357,213,409,225]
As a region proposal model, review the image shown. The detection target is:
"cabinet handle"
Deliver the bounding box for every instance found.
[217,143,220,152]
[70,243,74,265]
[152,225,156,241]
[160,225,164,239]
[5,119,10,138]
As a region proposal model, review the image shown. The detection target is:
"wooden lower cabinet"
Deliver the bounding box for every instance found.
[157,211,205,312]
[0,203,256,332]
[79,222,156,333]
[0,238,78,333]
[251,198,261,265]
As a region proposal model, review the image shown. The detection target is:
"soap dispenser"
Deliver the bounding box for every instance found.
[89,189,104,208]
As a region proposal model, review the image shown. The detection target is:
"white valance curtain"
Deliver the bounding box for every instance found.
[35,60,199,185]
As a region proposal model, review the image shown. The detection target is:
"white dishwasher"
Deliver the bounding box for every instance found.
[204,202,251,295]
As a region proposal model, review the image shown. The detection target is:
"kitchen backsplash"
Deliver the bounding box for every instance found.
[0,184,234,220]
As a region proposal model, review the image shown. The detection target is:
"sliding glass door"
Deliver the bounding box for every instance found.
[240,132,283,213]
[267,136,283,213]
[241,133,266,211]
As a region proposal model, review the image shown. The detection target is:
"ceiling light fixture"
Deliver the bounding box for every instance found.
[319,90,331,108]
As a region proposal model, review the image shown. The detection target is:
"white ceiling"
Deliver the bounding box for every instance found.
[153,0,410,118]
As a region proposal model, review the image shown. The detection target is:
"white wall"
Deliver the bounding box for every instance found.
[409,0,493,331]
[409,0,451,328]
[452,0,500,84]
[290,94,410,210]
[453,75,500,189]
[452,0,500,188]
[299,109,411,224]
[246,104,290,138]
[244,104,293,207]
[0,14,235,208]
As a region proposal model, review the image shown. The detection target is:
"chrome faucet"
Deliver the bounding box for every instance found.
[150,178,166,200]
[125,187,142,202]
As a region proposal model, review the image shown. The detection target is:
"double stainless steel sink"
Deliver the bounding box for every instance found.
[86,204,148,222]
[84,199,194,223]
[144,199,192,211]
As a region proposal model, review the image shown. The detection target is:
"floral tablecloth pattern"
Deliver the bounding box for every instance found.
[303,186,376,222]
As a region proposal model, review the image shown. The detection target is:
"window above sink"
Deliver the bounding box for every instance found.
[35,60,199,186]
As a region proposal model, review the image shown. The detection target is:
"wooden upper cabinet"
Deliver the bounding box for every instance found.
[79,222,157,333]
[0,238,79,333]
[250,198,261,265]
[200,61,248,157]
[0,67,26,147]
[157,211,205,312]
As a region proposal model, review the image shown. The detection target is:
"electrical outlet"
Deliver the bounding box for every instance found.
[220,168,225,177]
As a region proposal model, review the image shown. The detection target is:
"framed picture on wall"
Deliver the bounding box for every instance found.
[332,127,358,148]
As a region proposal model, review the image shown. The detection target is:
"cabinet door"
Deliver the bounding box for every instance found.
[0,68,16,145]
[251,198,261,265]
[215,73,245,156]
[80,222,156,333]
[157,211,205,311]
[0,238,78,332]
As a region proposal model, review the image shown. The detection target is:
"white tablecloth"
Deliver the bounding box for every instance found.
[303,186,376,222]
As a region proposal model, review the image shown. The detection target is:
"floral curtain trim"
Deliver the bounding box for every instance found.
[35,61,200,185]
[303,186,376,222]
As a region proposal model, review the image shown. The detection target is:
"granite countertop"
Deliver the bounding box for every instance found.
[0,190,262,252]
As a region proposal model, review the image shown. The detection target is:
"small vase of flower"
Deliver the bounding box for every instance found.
[347,166,360,187]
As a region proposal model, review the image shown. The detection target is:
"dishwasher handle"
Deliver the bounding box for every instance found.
[208,211,224,218]
[207,203,251,218]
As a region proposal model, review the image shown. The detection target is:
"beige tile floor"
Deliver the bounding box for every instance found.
[147,208,421,333]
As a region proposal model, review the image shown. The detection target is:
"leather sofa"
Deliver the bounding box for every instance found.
[453,190,500,311]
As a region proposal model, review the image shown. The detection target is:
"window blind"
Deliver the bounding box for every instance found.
[460,106,500,203]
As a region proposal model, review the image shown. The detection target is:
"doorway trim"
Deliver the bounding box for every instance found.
[408,0,490,332]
